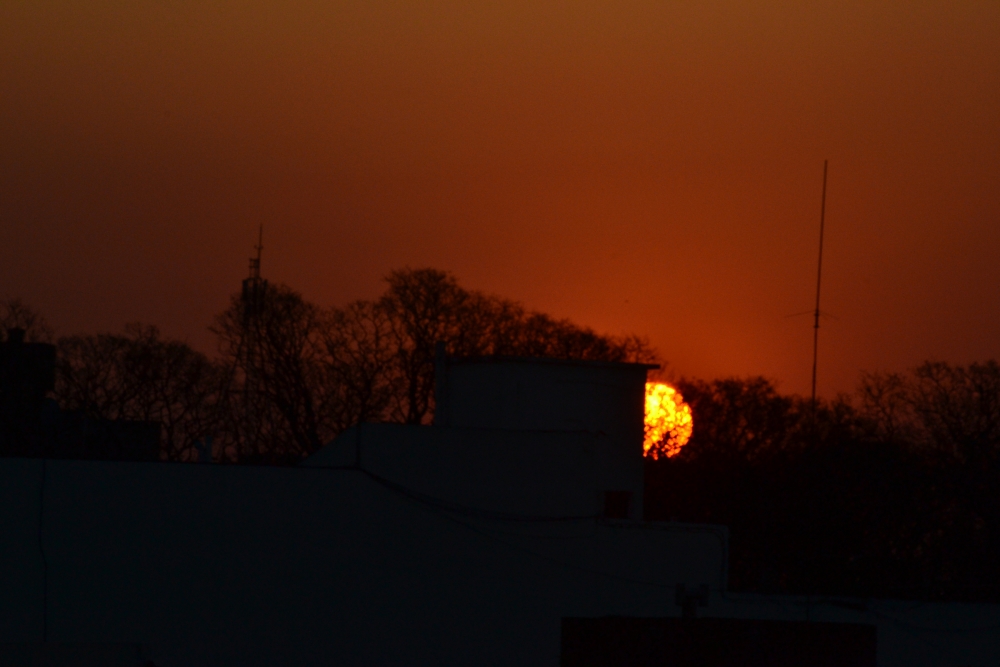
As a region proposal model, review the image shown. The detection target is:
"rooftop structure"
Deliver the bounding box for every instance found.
[308,353,656,520]
[0,329,159,462]
[0,354,998,666]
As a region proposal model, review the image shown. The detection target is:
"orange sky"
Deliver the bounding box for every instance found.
[2,1,998,397]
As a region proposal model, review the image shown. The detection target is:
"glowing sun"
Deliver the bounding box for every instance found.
[644,383,693,459]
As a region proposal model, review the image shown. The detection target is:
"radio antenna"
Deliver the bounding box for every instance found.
[810,160,829,415]
[249,225,263,280]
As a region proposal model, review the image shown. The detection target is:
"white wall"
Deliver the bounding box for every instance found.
[4,453,1000,666]
[433,358,651,519]
[306,423,614,518]
[710,592,1000,667]
[0,457,725,667]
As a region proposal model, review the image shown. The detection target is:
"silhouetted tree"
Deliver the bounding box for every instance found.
[214,282,328,463]
[856,370,920,445]
[908,361,1000,597]
[28,269,656,462]
[858,361,1000,462]
[855,362,1000,595]
[673,376,803,462]
[0,298,53,342]
[375,267,658,424]
[647,364,1000,602]
[378,268,480,424]
[319,300,396,434]
[910,361,1000,464]
[56,324,220,461]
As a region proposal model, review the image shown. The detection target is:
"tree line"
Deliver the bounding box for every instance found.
[6,272,999,602]
[2,268,655,464]
[645,364,1000,602]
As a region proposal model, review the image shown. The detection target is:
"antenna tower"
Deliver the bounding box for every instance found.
[249,225,262,280]
[810,160,829,414]
[239,226,267,458]
[242,226,266,321]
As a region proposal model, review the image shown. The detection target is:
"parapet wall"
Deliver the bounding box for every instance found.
[0,457,726,667]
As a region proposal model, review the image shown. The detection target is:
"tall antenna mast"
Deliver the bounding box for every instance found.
[242,225,265,321]
[239,225,267,460]
[810,160,829,413]
[249,225,263,280]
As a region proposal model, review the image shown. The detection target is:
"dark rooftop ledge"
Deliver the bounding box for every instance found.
[441,354,660,371]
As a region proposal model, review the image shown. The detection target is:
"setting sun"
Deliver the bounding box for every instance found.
[644,383,693,459]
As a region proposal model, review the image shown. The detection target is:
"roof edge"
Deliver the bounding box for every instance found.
[442,354,659,371]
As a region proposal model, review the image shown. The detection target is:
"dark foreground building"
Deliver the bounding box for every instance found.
[0,329,159,462]
[0,355,997,666]
[561,617,876,667]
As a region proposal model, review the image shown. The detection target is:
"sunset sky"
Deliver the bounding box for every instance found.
[2,1,998,397]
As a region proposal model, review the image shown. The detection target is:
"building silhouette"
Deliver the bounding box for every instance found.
[0,328,159,462]
[0,354,998,665]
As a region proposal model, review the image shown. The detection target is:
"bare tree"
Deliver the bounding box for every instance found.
[509,311,656,362]
[56,324,220,461]
[674,376,802,462]
[0,298,53,342]
[202,267,660,459]
[375,268,661,425]
[214,282,327,463]
[857,370,921,446]
[856,361,1000,463]
[910,360,1000,465]
[319,300,395,433]
[378,268,479,424]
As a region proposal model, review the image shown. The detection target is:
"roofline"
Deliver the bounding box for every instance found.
[442,354,660,371]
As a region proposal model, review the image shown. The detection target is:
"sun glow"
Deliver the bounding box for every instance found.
[644,383,693,459]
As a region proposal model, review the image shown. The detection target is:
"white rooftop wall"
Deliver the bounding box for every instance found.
[435,357,649,437]
[303,423,603,518]
[5,352,999,665]
[4,457,1000,666]
[432,357,651,519]
[0,458,726,667]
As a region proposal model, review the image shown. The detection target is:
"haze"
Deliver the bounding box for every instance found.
[2,1,998,396]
